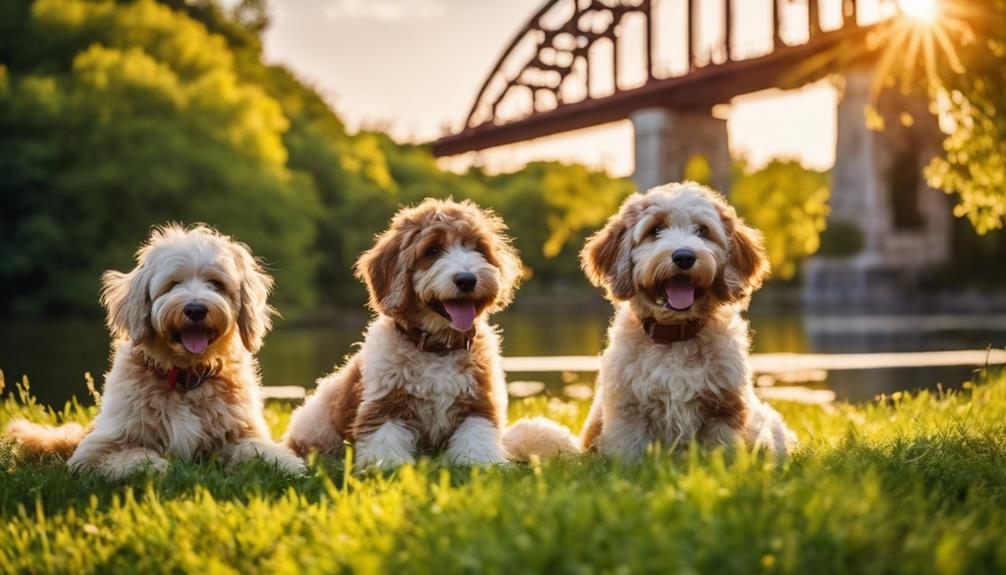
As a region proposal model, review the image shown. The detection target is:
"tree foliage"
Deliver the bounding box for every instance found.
[0,0,634,315]
[732,160,830,281]
[924,0,1006,234]
[0,0,319,313]
[486,162,633,281]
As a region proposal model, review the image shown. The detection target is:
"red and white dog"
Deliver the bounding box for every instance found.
[285,199,574,468]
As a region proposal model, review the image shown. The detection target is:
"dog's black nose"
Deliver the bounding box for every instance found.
[183,302,208,322]
[672,249,696,270]
[453,272,478,293]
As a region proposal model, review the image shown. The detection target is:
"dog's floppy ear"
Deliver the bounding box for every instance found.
[231,242,276,353]
[355,223,412,316]
[475,205,523,311]
[714,202,771,304]
[580,202,638,300]
[491,235,523,310]
[101,265,153,344]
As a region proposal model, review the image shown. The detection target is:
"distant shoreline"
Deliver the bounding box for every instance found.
[281,286,1006,328]
[7,284,1006,328]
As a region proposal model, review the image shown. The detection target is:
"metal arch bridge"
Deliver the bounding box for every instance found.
[431,0,883,157]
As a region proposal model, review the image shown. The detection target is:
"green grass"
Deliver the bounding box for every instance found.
[2,371,1006,574]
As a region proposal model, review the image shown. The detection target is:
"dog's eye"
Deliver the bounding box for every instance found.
[424,245,441,257]
[649,225,663,237]
[696,225,709,239]
[208,280,225,292]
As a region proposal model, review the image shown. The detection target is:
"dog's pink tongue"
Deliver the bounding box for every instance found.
[442,299,476,332]
[664,277,696,310]
[180,325,209,354]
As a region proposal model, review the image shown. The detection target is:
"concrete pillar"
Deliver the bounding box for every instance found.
[802,67,951,309]
[630,107,731,194]
[829,69,890,257]
[632,108,672,192]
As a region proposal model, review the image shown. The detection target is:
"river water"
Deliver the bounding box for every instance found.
[2,307,1003,407]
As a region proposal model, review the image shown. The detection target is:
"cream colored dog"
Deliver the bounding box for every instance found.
[6,225,305,478]
[579,183,795,458]
[284,199,578,468]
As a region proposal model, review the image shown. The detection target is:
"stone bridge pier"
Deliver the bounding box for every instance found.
[631,107,732,194]
[802,68,951,308]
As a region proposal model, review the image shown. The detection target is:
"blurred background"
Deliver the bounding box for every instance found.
[1,0,1003,406]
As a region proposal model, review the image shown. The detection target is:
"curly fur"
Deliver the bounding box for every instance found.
[579,183,795,459]
[503,417,582,461]
[5,225,304,478]
[285,199,575,468]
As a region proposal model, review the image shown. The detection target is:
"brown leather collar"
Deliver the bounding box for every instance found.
[640,317,704,345]
[137,351,216,392]
[395,322,475,355]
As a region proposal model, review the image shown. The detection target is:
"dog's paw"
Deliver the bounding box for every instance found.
[228,440,309,474]
[445,417,507,466]
[448,433,508,466]
[354,421,417,471]
[271,450,308,475]
[354,450,416,472]
[448,450,508,467]
[95,450,169,480]
[149,455,169,472]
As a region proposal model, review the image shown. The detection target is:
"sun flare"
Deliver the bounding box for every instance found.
[897,0,939,22]
[867,0,970,98]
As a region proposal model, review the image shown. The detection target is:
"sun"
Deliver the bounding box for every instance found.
[897,0,940,22]
[868,0,967,99]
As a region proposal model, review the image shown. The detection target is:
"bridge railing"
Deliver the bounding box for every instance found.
[433,0,891,156]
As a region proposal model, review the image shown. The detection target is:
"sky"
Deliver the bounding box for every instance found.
[254,0,861,177]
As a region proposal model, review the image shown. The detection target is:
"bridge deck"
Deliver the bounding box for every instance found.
[434,26,871,156]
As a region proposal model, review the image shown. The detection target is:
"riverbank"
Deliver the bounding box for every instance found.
[286,283,1006,326]
[3,304,1005,407]
[1,370,1004,573]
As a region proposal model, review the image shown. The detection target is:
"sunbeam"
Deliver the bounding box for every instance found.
[869,0,972,97]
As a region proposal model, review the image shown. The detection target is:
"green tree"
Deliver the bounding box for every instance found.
[732,160,830,280]
[0,0,641,315]
[924,0,1006,234]
[0,0,318,313]
[487,162,634,282]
